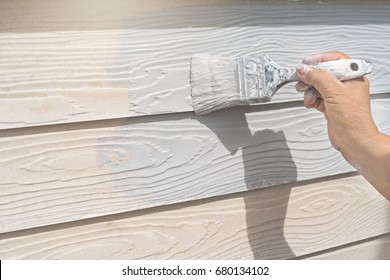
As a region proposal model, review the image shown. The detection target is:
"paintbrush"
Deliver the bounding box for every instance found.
[190,54,373,115]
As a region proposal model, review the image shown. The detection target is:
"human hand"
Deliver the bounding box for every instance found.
[295,51,379,151]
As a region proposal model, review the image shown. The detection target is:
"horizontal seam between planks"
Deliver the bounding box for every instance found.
[0,172,360,239]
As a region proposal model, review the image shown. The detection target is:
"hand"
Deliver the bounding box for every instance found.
[295,51,390,200]
[295,51,379,151]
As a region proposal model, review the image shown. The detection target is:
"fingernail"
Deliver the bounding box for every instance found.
[296,83,310,92]
[302,56,313,64]
[297,64,311,76]
[304,89,317,105]
[304,89,316,97]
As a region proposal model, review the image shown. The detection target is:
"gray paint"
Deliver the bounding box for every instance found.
[1,98,389,233]
[190,55,373,115]
[1,2,390,129]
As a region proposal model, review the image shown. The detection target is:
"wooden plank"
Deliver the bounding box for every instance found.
[2,0,389,32]
[303,234,390,260]
[0,0,241,32]
[0,175,389,259]
[1,1,390,128]
[0,98,389,233]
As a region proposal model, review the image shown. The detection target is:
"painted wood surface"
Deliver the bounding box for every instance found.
[304,233,390,260]
[0,175,389,260]
[0,0,241,32]
[1,0,389,260]
[1,1,390,128]
[1,98,389,233]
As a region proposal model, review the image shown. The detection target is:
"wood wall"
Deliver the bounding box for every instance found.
[0,0,389,259]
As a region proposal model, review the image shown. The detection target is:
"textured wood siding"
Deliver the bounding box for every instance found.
[303,234,390,260]
[0,0,389,259]
[1,98,390,233]
[1,1,390,128]
[1,176,389,259]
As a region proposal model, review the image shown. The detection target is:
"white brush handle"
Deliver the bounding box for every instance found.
[285,59,373,82]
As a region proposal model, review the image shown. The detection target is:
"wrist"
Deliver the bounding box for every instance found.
[340,132,390,200]
[339,128,381,172]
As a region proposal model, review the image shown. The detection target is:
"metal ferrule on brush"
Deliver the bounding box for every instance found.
[190,54,373,116]
[237,57,247,104]
[237,56,270,105]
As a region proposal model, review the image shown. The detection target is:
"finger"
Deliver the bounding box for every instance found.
[303,88,320,107]
[296,64,344,99]
[314,98,326,113]
[304,88,325,113]
[295,81,312,92]
[302,51,351,65]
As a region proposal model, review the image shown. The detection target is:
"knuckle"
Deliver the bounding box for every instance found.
[331,50,350,59]
[295,82,305,92]
[306,68,322,84]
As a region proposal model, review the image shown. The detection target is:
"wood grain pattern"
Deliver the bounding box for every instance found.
[1,98,389,233]
[0,0,242,32]
[0,175,389,259]
[1,0,389,261]
[304,234,390,260]
[1,1,390,128]
[3,0,389,32]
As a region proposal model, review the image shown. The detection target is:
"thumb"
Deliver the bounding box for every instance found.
[296,64,344,98]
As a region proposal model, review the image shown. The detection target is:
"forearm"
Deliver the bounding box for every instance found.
[296,51,390,200]
[340,132,390,200]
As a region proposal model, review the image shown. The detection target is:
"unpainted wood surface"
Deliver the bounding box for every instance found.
[0,175,389,260]
[1,1,390,128]
[303,234,390,260]
[0,98,389,233]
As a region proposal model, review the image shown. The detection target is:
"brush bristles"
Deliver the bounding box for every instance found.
[190,55,241,115]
